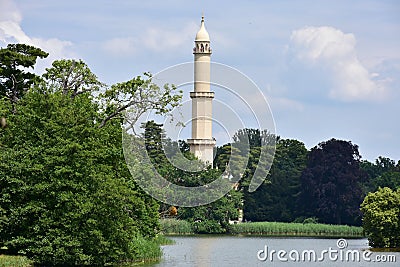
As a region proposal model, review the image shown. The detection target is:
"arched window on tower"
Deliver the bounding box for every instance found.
[201,44,204,52]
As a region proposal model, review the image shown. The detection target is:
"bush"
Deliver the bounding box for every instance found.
[360,187,400,248]
[193,220,225,234]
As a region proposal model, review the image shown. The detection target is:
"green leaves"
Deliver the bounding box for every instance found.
[98,73,182,128]
[361,187,400,248]
[0,44,48,109]
[0,85,160,265]
[43,59,105,97]
[242,138,307,222]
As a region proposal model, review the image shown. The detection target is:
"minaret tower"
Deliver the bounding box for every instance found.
[187,16,215,166]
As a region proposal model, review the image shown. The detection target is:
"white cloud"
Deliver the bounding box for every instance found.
[0,0,21,22]
[102,22,198,56]
[269,96,304,112]
[288,26,386,102]
[102,37,137,56]
[0,0,74,73]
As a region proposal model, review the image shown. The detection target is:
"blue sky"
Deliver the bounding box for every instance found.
[1,0,399,162]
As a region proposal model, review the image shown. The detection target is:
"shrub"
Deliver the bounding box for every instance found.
[193,220,225,234]
[360,187,400,248]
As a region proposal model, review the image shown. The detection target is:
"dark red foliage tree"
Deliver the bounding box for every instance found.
[299,138,366,225]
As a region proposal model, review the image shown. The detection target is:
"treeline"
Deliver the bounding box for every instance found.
[239,135,399,226]
[144,122,399,230]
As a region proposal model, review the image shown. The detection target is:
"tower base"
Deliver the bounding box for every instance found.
[187,138,216,166]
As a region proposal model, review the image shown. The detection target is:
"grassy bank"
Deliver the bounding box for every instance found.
[231,221,364,238]
[160,219,364,238]
[0,255,32,267]
[0,235,173,267]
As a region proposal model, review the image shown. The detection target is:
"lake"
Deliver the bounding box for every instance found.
[147,236,399,266]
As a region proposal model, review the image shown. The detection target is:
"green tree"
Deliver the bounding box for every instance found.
[0,87,160,265]
[98,73,181,128]
[139,121,243,232]
[361,157,400,193]
[0,44,48,111]
[217,128,276,189]
[360,187,400,248]
[243,139,307,222]
[178,187,243,233]
[299,138,366,225]
[43,59,105,97]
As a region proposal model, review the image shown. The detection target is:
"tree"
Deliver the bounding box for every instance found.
[140,121,243,232]
[299,138,366,225]
[178,187,243,234]
[227,128,276,189]
[243,139,307,222]
[361,156,400,193]
[360,187,400,248]
[98,73,182,128]
[43,59,105,97]
[0,44,48,111]
[0,77,160,266]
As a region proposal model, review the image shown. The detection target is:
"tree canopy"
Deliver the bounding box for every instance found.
[43,59,105,97]
[0,44,181,266]
[299,138,366,225]
[361,187,400,248]
[0,44,48,111]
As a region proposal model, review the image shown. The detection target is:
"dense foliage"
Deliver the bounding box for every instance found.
[361,187,400,248]
[0,44,48,110]
[243,138,307,222]
[0,86,161,266]
[298,139,366,225]
[0,44,181,266]
[143,121,243,233]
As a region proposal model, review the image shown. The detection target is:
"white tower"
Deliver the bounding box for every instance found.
[187,16,215,166]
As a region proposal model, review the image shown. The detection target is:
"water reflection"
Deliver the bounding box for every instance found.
[149,236,399,267]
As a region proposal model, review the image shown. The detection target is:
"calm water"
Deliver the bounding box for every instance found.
[148,236,399,267]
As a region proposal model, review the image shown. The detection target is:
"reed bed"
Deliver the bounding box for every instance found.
[154,235,175,245]
[130,236,163,264]
[160,219,194,235]
[231,221,364,238]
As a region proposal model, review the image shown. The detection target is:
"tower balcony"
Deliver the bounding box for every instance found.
[187,138,216,146]
[190,91,215,98]
[193,45,212,54]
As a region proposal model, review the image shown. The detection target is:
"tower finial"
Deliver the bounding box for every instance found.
[201,12,204,22]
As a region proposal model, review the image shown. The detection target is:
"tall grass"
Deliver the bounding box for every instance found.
[0,255,32,267]
[160,219,194,235]
[231,221,364,238]
[132,236,164,263]
[154,235,175,245]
